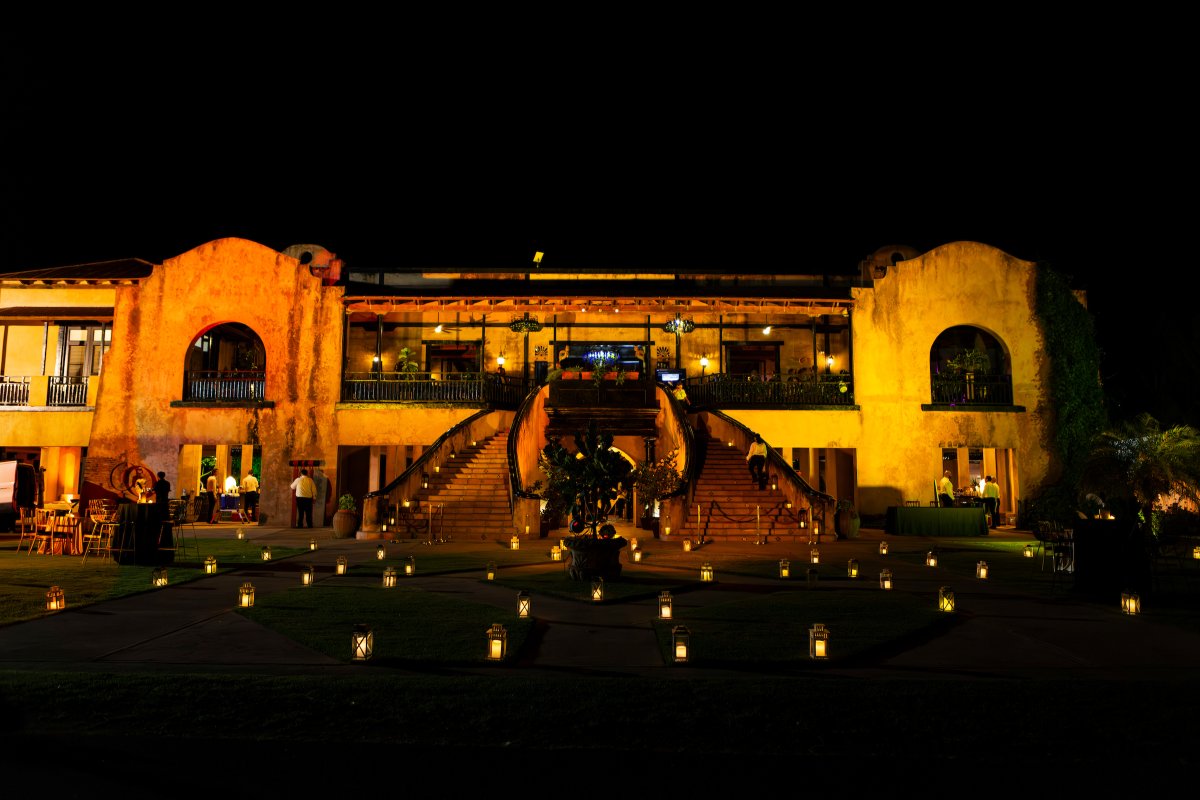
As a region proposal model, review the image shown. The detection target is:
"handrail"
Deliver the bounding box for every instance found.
[508,382,548,502]
[657,382,697,503]
[366,409,493,501]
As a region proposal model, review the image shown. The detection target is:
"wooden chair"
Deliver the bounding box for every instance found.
[14,506,37,552]
[905,500,921,507]
[29,509,54,554]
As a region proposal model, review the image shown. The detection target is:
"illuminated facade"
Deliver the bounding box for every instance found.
[0,237,1066,532]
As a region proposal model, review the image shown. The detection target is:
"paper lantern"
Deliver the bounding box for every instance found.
[808,623,829,659]
[351,623,373,662]
[925,551,938,568]
[236,528,245,540]
[658,590,673,620]
[939,586,956,612]
[301,565,315,586]
[336,556,348,575]
[591,577,605,601]
[683,539,692,552]
[382,566,397,587]
[879,569,893,590]
[204,555,217,574]
[404,556,415,576]
[376,544,386,560]
[485,562,497,580]
[487,624,507,660]
[1121,592,1141,615]
[261,546,272,561]
[550,545,562,561]
[847,559,859,578]
[510,535,520,550]
[238,582,255,607]
[700,562,714,582]
[976,561,989,579]
[779,559,790,579]
[46,585,66,611]
[309,538,318,551]
[879,540,888,556]
[672,626,691,663]
[810,547,820,564]
[152,567,168,587]
[633,548,643,562]
[517,590,531,618]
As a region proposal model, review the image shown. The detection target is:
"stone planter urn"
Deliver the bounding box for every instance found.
[332,509,358,539]
[563,535,628,581]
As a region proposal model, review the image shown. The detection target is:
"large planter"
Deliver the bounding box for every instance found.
[332,510,358,539]
[564,535,628,580]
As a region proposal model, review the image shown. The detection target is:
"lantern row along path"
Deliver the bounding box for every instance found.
[4,519,1200,682]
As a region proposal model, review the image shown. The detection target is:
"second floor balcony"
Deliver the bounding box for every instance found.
[929,373,1014,407]
[184,370,266,402]
[685,373,856,408]
[0,375,92,407]
[341,371,527,408]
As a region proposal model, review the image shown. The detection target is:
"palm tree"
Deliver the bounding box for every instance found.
[1080,413,1200,527]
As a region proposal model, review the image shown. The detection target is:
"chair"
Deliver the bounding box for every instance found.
[905,500,921,507]
[14,506,37,553]
[29,508,54,554]
[172,499,198,558]
[83,507,118,563]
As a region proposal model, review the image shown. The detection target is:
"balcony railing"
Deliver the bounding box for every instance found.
[930,374,1013,406]
[342,372,527,407]
[48,376,89,406]
[0,376,31,406]
[184,371,266,402]
[685,373,855,407]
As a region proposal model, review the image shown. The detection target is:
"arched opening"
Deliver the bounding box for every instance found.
[929,326,1011,406]
[183,322,267,402]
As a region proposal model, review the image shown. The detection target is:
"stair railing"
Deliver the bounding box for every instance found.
[656,383,699,530]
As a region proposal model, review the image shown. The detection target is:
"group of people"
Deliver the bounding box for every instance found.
[202,469,261,524]
[938,470,1002,527]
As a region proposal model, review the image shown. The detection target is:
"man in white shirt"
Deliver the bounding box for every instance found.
[290,469,317,528]
[241,470,260,522]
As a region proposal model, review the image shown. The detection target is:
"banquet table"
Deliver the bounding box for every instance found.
[112,502,172,565]
[885,505,989,537]
[36,510,82,555]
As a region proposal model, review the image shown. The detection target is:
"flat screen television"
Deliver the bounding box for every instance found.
[655,369,686,383]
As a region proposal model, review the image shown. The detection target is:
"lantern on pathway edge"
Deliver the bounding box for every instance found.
[204,555,217,574]
[550,545,562,561]
[383,566,397,588]
[809,623,829,659]
[1193,545,1200,560]
[630,537,639,550]
[309,538,318,551]
[683,539,692,552]
[880,569,893,590]
[517,590,531,618]
[510,535,520,550]
[633,548,643,562]
[261,546,272,561]
[658,590,673,620]
[939,586,956,612]
[700,562,714,582]
[238,582,255,607]
[1121,592,1141,615]
[486,561,497,580]
[810,547,820,564]
[376,544,386,560]
[351,623,373,662]
[976,561,989,579]
[152,567,168,587]
[672,625,690,663]
[591,577,605,602]
[301,565,315,586]
[1024,544,1034,558]
[46,586,66,611]
[779,559,790,579]
[879,540,888,556]
[925,551,938,568]
[236,528,245,540]
[336,556,348,576]
[487,624,507,660]
[847,559,859,578]
[403,556,415,576]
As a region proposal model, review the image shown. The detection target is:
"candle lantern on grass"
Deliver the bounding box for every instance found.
[336,556,348,576]
[238,582,255,607]
[939,586,956,612]
[383,566,397,588]
[351,624,373,662]
[879,569,893,590]
[517,590,531,618]
[152,567,168,587]
[46,586,66,611]
[204,555,217,574]
[487,624,507,661]
[301,565,315,586]
[658,590,673,620]
[700,562,714,582]
[976,561,989,579]
[808,623,829,659]
[779,559,790,579]
[847,559,859,578]
[672,625,690,663]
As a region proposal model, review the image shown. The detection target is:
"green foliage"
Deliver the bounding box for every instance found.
[395,347,420,374]
[538,421,632,537]
[631,449,682,508]
[945,348,991,375]
[338,493,357,511]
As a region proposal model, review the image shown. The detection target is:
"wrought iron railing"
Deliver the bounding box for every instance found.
[684,373,854,407]
[184,371,266,402]
[929,374,1013,406]
[0,376,31,406]
[342,372,526,407]
[48,376,88,406]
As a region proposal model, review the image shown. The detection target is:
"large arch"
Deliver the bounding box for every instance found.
[929,325,1012,406]
[182,322,266,402]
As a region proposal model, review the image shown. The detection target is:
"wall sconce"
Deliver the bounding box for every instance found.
[771,478,778,491]
[550,545,562,561]
[939,586,956,612]
[847,559,859,578]
[591,577,605,602]
[728,440,735,447]
[1023,544,1034,558]
[925,551,938,568]
[261,546,272,561]
[309,538,318,551]
[808,623,829,659]
[510,535,520,550]
[682,539,692,552]
[487,624,507,661]
[152,567,168,587]
[879,540,888,556]
[700,562,714,582]
[826,355,834,372]
[517,590,531,618]
[1121,592,1141,615]
[352,623,374,662]
[336,556,348,576]
[633,548,643,562]
[659,590,673,619]
[879,569,893,590]
[700,355,709,376]
[46,586,66,611]
[376,544,386,560]
[976,561,989,579]
[762,325,772,335]
[301,565,315,586]
[236,528,245,540]
[238,582,255,607]
[672,625,690,663]
[404,556,415,576]
[382,566,397,588]
[779,559,790,579]
[486,562,497,580]
[403,498,411,508]
[204,555,217,574]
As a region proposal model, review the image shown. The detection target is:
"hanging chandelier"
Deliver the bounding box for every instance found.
[662,314,695,335]
[509,313,543,333]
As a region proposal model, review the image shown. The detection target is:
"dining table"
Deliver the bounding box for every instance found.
[112,501,172,565]
[885,505,989,537]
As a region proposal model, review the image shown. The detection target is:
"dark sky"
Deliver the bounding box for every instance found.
[2,41,1190,423]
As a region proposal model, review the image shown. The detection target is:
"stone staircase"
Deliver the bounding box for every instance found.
[416,432,513,540]
[672,436,804,541]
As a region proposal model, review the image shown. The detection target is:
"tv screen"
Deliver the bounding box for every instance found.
[656,369,685,383]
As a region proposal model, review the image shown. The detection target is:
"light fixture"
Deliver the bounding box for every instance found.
[672,625,690,663]
[261,546,272,561]
[486,562,497,580]
[204,555,218,574]
[309,538,318,551]
[663,314,695,335]
[809,623,829,659]
[591,577,605,602]
[517,590,531,618]
[404,556,415,576]
[1024,544,1034,558]
[633,548,643,562]
[658,590,673,619]
[939,586,956,612]
[879,540,888,556]
[1121,592,1141,615]
[880,569,893,590]
[238,582,255,607]
[826,355,834,370]
[762,325,772,335]
[847,559,859,578]
[779,559,790,579]
[336,556,348,575]
[376,544,386,560]
[533,251,544,268]
[700,356,709,376]
[682,539,692,552]
[46,586,66,611]
[152,567,168,587]
[1193,545,1200,560]
[487,624,507,660]
[301,565,315,586]
[810,547,820,564]
[497,355,506,367]
[510,535,520,550]
[976,561,989,579]
[550,545,562,562]
[700,562,714,582]
[236,528,245,540]
[352,624,374,662]
[382,566,397,588]
[925,551,938,568]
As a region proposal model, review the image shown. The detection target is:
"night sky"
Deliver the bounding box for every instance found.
[3,41,1190,425]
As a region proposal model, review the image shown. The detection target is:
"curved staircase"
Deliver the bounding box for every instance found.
[415,432,513,540]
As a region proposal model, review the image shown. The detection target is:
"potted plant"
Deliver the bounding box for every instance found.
[835,499,860,539]
[631,449,682,535]
[538,421,630,580]
[332,493,358,539]
[945,348,990,401]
